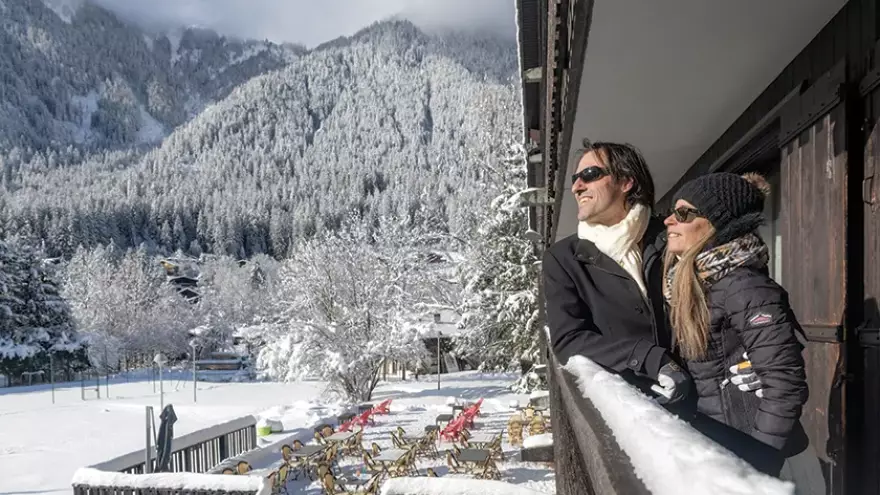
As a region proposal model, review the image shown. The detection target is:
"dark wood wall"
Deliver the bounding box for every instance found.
[779,98,849,494]
[656,2,880,494]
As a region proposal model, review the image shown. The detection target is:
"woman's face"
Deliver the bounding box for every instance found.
[664,199,713,255]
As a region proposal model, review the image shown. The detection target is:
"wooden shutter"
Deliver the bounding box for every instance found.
[779,61,848,483]
[858,44,880,495]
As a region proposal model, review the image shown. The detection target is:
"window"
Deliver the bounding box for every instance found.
[756,167,782,283]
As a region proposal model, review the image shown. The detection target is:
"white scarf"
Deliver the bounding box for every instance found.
[577,203,650,296]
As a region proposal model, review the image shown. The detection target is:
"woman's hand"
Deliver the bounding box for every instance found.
[721,352,764,398]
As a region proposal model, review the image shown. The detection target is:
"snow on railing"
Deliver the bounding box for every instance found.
[380,477,546,495]
[71,467,270,495]
[563,356,794,495]
[91,415,257,474]
[522,432,553,449]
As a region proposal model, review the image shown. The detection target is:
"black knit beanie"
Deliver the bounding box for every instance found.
[674,172,766,245]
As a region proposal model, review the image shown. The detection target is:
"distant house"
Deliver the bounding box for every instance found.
[381,309,469,380]
[159,258,201,303]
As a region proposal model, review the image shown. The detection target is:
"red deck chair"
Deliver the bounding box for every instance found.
[440,415,466,443]
[353,409,374,428]
[374,399,392,415]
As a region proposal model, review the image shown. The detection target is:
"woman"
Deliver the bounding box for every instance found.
[662,172,809,476]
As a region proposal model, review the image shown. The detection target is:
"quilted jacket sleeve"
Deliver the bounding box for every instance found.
[725,270,808,450]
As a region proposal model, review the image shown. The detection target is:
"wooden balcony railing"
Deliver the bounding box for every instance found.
[548,353,796,495]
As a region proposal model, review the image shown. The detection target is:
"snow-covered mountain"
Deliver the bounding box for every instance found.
[0,0,521,259]
[0,0,303,149]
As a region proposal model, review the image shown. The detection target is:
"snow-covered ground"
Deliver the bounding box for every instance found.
[0,371,554,494]
[0,372,330,494]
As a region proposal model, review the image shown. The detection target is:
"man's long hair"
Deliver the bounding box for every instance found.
[576,140,656,207]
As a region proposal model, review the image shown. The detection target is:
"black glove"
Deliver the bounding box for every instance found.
[651,358,691,405]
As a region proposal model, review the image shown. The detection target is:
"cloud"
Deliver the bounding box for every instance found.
[87,0,516,47]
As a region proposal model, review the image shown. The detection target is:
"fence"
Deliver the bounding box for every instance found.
[73,416,260,495]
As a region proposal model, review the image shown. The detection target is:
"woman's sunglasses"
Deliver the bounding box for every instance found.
[571,166,609,186]
[668,206,702,223]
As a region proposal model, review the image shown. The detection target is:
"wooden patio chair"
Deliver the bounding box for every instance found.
[358,472,383,495]
[270,464,290,495]
[345,429,364,456]
[529,414,547,436]
[323,443,340,469]
[404,447,419,476]
[281,444,294,463]
[387,455,411,478]
[362,452,382,475]
[487,435,503,460]
[446,451,463,474]
[390,430,406,449]
[236,461,252,475]
[507,414,524,446]
[471,457,501,480]
[322,472,346,495]
[427,428,441,455]
[316,463,333,482]
[301,446,329,481]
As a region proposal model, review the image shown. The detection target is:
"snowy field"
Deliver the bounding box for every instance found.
[0,371,555,494]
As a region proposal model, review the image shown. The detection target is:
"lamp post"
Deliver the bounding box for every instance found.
[189,340,198,403]
[436,331,442,391]
[49,351,55,405]
[433,312,442,391]
[153,353,168,410]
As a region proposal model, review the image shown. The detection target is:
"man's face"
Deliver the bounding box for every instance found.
[571,150,632,225]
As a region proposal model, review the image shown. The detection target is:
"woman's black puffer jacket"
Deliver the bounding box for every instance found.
[686,265,808,452]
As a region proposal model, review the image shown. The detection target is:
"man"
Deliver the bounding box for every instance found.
[542,141,690,403]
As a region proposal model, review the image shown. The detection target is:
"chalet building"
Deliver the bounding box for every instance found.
[516,1,880,493]
[159,258,201,302]
[381,309,468,379]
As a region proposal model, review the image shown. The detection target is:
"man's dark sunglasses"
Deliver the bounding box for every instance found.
[571,166,609,186]
[668,206,702,223]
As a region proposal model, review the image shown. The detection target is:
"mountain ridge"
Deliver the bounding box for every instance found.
[0,0,521,260]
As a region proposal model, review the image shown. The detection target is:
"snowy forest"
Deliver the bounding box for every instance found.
[0,0,539,400]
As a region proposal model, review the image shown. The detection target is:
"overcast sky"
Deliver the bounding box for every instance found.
[89,0,517,47]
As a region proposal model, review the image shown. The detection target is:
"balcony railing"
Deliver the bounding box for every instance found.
[549,354,797,495]
[72,415,261,495]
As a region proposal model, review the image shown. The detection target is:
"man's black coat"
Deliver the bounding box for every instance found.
[542,216,672,382]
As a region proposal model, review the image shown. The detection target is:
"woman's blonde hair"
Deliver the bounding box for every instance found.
[664,226,716,361]
[666,172,770,360]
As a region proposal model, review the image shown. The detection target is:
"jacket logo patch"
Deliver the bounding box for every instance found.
[748,313,773,327]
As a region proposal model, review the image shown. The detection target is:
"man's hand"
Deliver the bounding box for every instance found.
[722,352,764,398]
[650,359,692,404]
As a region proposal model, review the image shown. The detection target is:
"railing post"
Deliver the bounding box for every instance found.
[219,433,228,460]
[144,406,153,474]
[549,355,595,495]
